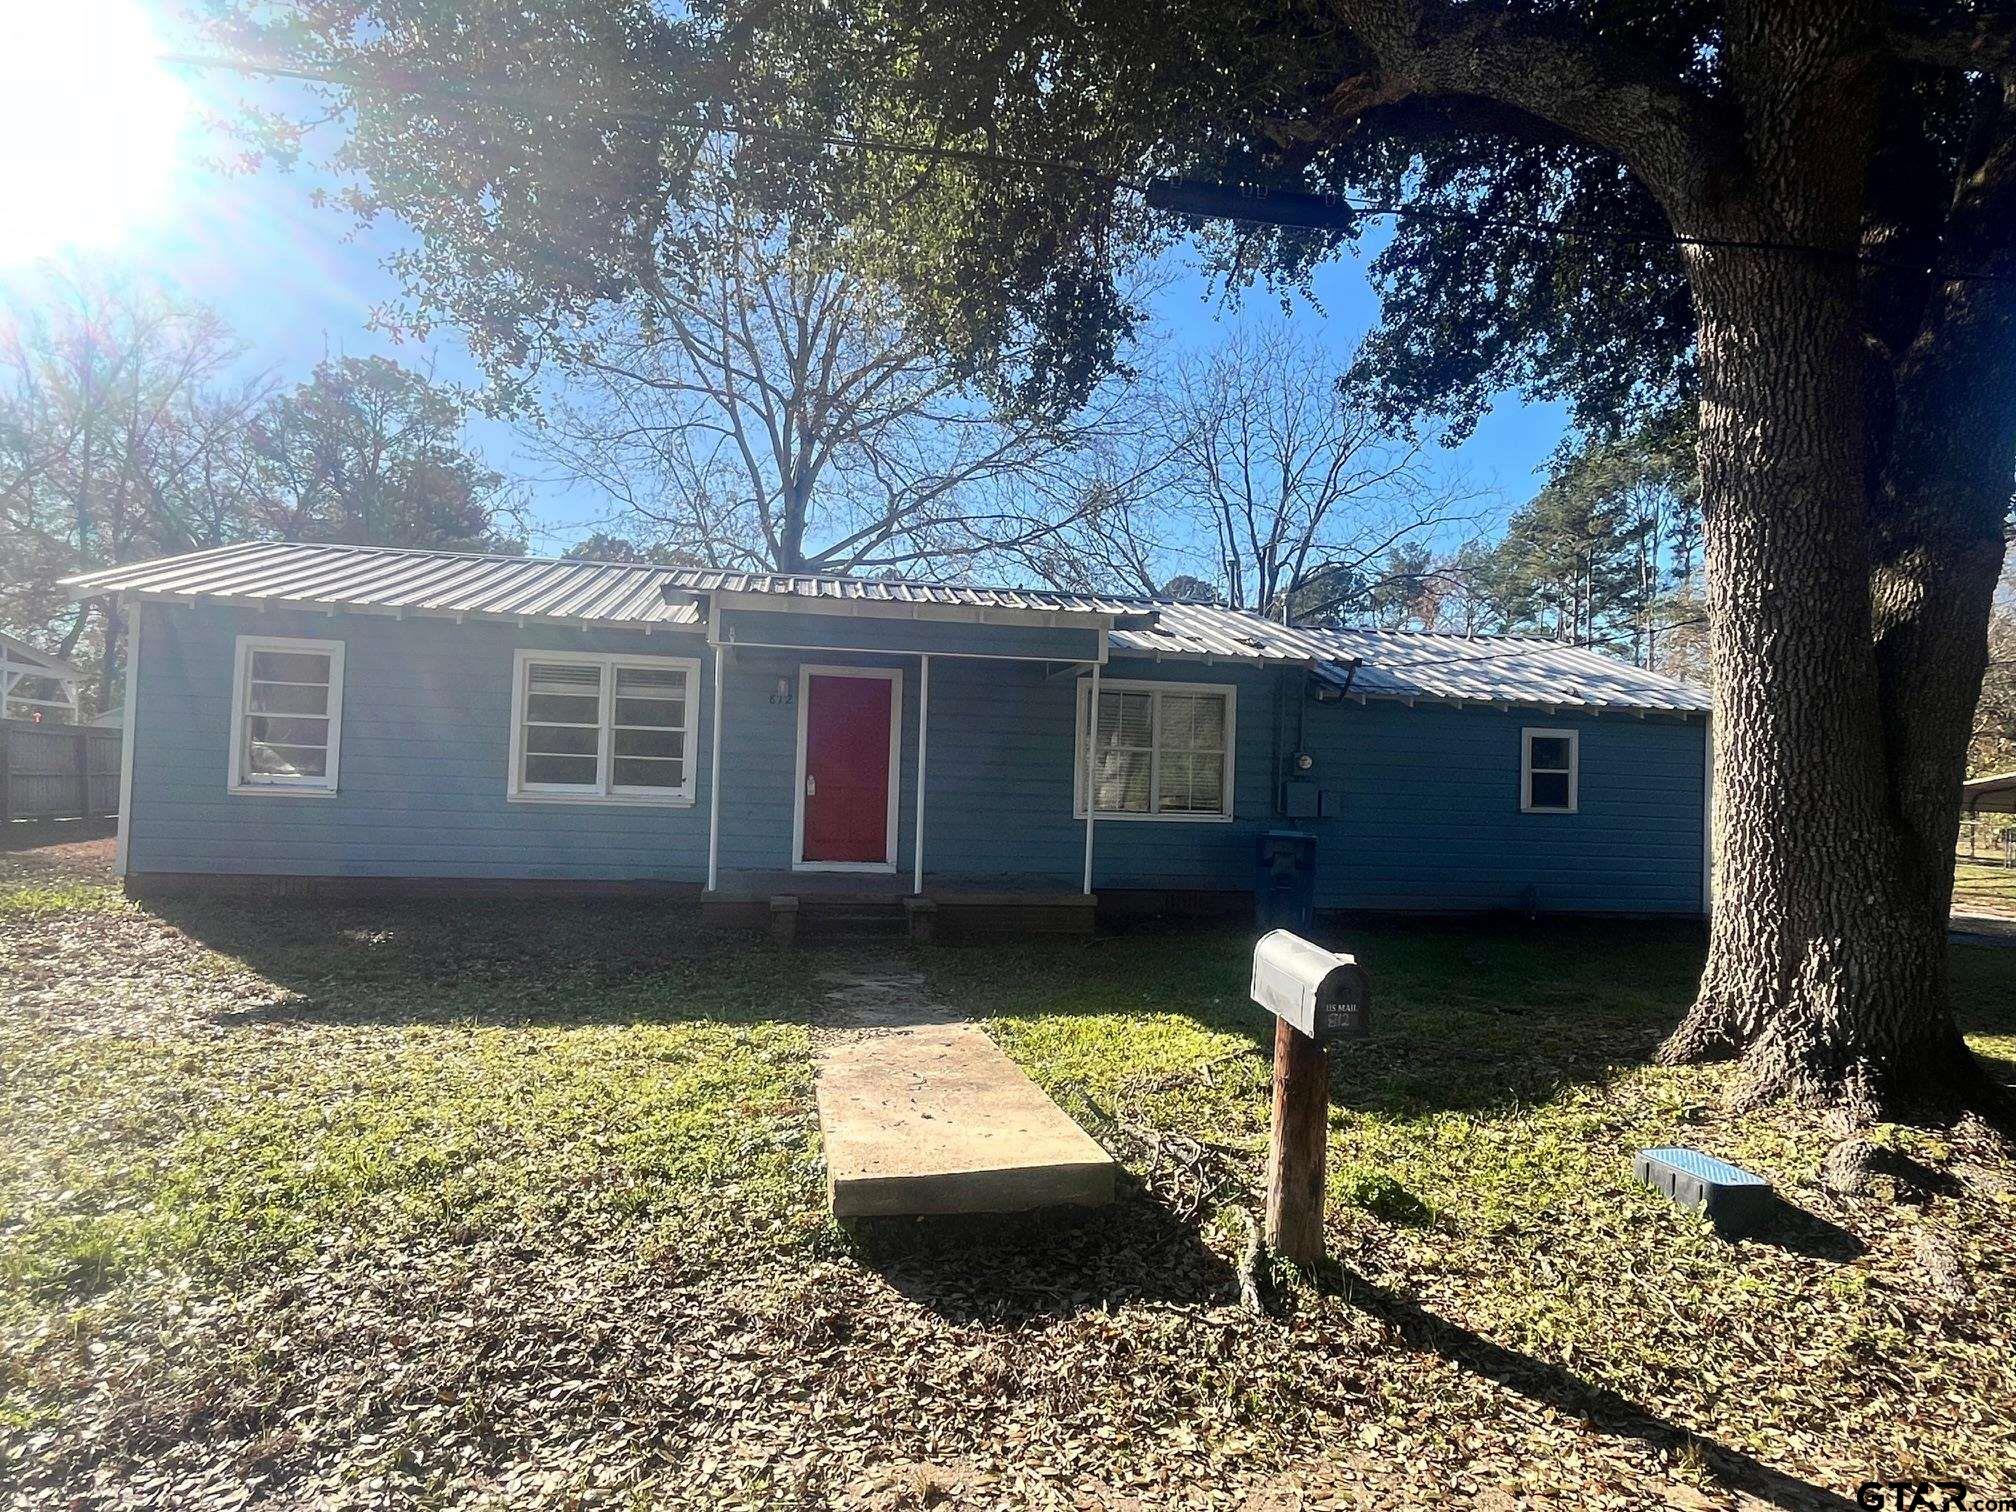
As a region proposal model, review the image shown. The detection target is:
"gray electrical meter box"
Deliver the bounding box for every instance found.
[1250,930,1370,1042]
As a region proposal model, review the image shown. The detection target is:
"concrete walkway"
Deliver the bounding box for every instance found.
[813,966,1116,1218]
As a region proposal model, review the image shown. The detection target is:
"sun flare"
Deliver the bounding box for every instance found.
[0,0,191,265]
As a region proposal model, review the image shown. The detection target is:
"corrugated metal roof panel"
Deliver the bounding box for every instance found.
[63,541,1709,713]
[1111,604,1707,713]
[657,566,1157,615]
[64,541,701,627]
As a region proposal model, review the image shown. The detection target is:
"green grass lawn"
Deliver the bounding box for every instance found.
[3,853,2013,1508]
[1954,859,2016,913]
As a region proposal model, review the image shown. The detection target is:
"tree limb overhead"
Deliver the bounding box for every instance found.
[1322,0,1735,210]
[1885,6,2016,81]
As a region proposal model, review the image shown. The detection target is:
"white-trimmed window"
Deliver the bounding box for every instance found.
[228,635,345,796]
[1521,727,1579,813]
[1075,679,1236,821]
[508,650,699,805]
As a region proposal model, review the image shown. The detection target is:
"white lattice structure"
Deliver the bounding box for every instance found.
[0,631,80,721]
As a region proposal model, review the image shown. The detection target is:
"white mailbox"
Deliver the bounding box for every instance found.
[1251,930,1370,1043]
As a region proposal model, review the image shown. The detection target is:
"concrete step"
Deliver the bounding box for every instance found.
[795,899,909,941]
[800,917,908,940]
[814,1003,1117,1218]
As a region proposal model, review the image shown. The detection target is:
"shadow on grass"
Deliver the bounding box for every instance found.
[842,1175,1237,1326]
[146,892,821,1030]
[155,893,2016,1132]
[843,1178,1851,1507]
[0,816,117,851]
[926,915,1719,1121]
[1734,1195,1867,1261]
[1320,1260,1857,1510]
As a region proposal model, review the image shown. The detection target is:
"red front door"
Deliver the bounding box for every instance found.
[800,673,894,865]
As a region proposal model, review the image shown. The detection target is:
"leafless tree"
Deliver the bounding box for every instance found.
[1049,323,1477,617]
[1199,326,1481,622]
[529,188,1137,577]
[0,267,270,708]
[1972,556,2016,778]
[1,268,518,711]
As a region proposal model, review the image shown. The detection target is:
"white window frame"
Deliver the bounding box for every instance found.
[228,635,346,797]
[1521,726,1580,814]
[507,649,700,807]
[1074,677,1237,823]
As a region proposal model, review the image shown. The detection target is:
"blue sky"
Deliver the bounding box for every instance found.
[139,160,1567,555]
[1,3,1570,560]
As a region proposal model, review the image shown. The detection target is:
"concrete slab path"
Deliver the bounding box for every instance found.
[813,965,1117,1218]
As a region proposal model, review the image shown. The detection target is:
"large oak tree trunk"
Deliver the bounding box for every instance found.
[1656,6,2009,1114]
[1668,252,1968,1112]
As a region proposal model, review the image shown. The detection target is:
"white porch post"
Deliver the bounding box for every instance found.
[1082,659,1099,895]
[913,653,930,895]
[114,597,141,877]
[705,642,726,892]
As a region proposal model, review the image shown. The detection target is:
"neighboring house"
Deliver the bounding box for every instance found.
[64,541,1712,919]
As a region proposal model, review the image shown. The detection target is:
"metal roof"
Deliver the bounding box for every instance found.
[1962,772,2016,814]
[63,540,1709,714]
[1114,605,1709,713]
[660,567,1162,617]
[62,541,697,627]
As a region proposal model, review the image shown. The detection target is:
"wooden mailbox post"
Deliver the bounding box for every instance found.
[1250,930,1370,1267]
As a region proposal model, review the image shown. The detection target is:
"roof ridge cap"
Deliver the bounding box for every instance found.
[247,539,674,573]
[667,564,1183,605]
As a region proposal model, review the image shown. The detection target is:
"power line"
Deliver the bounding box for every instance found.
[165,50,2016,287]
[1146,181,2014,287]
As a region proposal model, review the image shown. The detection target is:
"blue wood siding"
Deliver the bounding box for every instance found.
[1300,696,1706,914]
[127,603,713,880]
[921,657,1707,913]
[127,602,1706,912]
[716,605,1102,662]
[916,657,1277,891]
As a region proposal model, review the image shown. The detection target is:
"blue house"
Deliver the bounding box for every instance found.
[67,541,1711,931]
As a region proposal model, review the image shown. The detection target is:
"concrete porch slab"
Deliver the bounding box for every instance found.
[814,970,1116,1218]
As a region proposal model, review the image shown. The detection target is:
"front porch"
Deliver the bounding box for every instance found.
[701,869,1097,943]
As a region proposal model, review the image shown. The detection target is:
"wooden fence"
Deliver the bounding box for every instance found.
[0,719,121,822]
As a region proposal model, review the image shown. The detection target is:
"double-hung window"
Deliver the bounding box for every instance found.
[1075,679,1235,820]
[508,650,699,804]
[1521,727,1579,813]
[228,636,345,795]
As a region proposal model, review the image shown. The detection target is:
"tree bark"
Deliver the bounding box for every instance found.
[1313,1,2016,1115]
[1669,247,1966,1111]
[1656,14,2013,1114]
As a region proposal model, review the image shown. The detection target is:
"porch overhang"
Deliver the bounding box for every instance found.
[0,631,81,718]
[703,601,1110,664]
[663,584,1156,634]
[683,585,1136,901]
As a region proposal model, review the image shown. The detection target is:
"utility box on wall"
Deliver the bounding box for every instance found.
[1280,780,1333,819]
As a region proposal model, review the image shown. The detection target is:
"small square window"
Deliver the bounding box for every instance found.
[1521,727,1579,813]
[228,636,344,795]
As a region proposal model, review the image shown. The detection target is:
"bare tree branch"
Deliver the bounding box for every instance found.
[532,170,1136,575]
